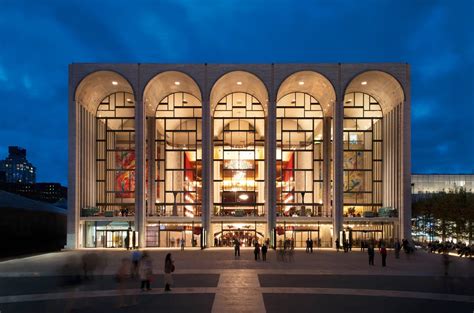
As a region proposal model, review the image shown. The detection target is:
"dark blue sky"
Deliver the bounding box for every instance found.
[0,0,473,185]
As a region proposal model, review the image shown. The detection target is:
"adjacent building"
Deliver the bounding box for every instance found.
[68,63,411,249]
[0,182,67,204]
[0,146,36,184]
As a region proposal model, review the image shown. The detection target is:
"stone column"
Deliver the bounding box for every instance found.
[202,96,212,248]
[332,98,344,248]
[266,96,277,245]
[135,96,146,248]
[401,97,412,240]
[322,117,331,218]
[67,97,79,249]
[147,118,156,217]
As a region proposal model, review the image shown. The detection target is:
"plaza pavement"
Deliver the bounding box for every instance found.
[0,248,473,312]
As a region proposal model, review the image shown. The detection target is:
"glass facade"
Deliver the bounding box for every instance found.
[96,92,136,216]
[343,92,383,216]
[213,92,265,217]
[72,65,410,249]
[276,92,324,217]
[154,92,202,217]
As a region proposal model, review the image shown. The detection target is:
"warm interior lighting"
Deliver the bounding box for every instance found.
[112,81,118,85]
[361,81,367,85]
[238,194,249,200]
[236,81,242,85]
[298,81,304,85]
[174,81,180,85]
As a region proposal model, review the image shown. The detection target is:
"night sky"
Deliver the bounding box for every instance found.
[0,0,473,185]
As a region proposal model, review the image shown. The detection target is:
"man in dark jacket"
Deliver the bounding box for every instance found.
[368,244,375,266]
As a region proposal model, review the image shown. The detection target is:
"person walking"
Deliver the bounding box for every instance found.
[164,253,174,291]
[309,238,313,253]
[116,258,136,308]
[180,238,185,251]
[306,238,310,253]
[442,250,451,276]
[139,252,153,291]
[335,238,340,252]
[234,238,241,257]
[380,245,387,267]
[262,243,268,261]
[368,244,375,266]
[394,240,401,259]
[254,242,261,261]
[131,250,142,278]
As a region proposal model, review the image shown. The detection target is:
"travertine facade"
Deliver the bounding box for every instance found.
[68,63,411,249]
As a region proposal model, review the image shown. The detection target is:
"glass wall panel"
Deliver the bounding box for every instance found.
[95,92,135,216]
[213,93,265,216]
[276,92,324,217]
[154,93,202,217]
[343,92,383,216]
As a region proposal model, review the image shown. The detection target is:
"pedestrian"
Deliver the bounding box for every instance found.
[262,243,268,261]
[309,238,313,253]
[254,242,261,261]
[335,238,340,252]
[180,238,185,251]
[380,245,387,267]
[139,252,153,291]
[394,240,401,259]
[442,250,450,276]
[234,238,241,257]
[131,250,142,278]
[368,244,375,266]
[116,258,135,308]
[164,253,175,291]
[306,238,310,253]
[343,240,348,253]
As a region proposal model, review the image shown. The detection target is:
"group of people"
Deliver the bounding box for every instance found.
[335,238,353,252]
[253,241,269,261]
[116,251,175,305]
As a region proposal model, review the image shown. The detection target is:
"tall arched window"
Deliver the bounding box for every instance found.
[96,92,136,215]
[276,92,324,217]
[343,92,383,215]
[213,92,265,217]
[155,92,202,217]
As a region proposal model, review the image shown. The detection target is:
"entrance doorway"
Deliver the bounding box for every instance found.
[291,230,320,248]
[96,230,129,248]
[214,228,264,247]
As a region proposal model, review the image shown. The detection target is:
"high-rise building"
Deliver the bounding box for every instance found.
[0,146,36,184]
[68,63,411,249]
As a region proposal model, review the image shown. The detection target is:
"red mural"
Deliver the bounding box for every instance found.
[115,151,135,198]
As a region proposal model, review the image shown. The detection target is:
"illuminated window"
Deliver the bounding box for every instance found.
[276,92,324,217]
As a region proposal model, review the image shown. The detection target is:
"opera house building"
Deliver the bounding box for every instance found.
[67,63,411,249]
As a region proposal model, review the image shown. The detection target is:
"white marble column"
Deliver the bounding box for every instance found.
[332,98,343,248]
[147,118,156,217]
[67,99,79,249]
[202,96,212,247]
[135,97,146,248]
[266,96,277,245]
[322,117,331,218]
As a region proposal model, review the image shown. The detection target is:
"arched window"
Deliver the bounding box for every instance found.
[213,92,265,217]
[155,92,202,217]
[343,92,383,215]
[96,92,136,215]
[276,92,324,217]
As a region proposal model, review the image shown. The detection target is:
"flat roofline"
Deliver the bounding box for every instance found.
[412,173,474,176]
[69,62,409,66]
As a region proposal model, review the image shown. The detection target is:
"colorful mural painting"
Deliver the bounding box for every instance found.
[115,151,135,198]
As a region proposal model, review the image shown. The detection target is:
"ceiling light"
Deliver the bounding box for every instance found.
[174,81,180,85]
[112,81,118,85]
[239,194,249,201]
[236,81,242,85]
[361,81,367,85]
[298,81,304,85]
